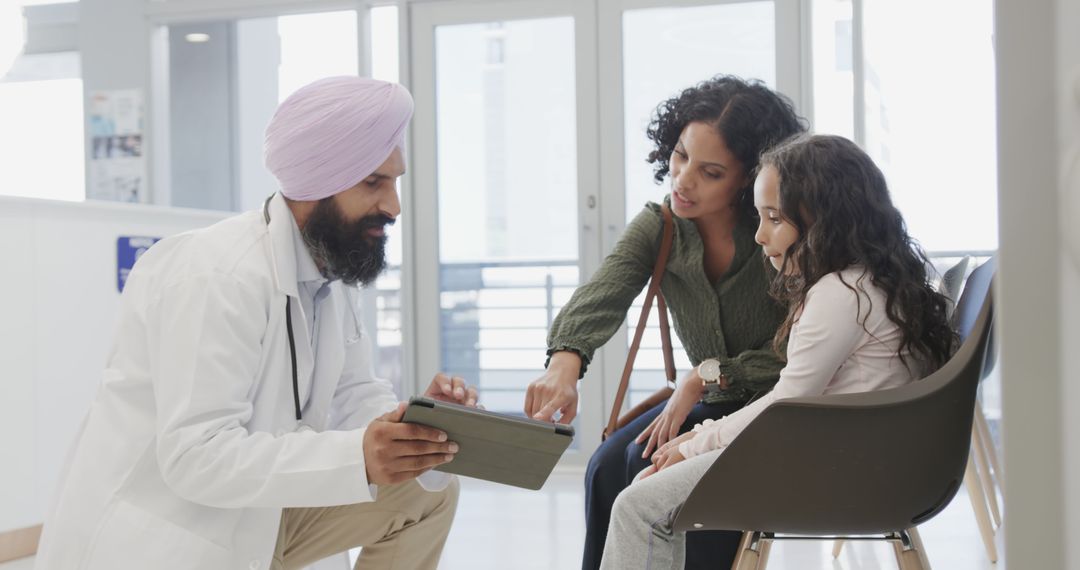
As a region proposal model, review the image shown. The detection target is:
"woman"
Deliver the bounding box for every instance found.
[523,75,807,570]
[599,134,958,569]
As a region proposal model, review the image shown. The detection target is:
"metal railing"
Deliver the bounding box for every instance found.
[368,250,997,414]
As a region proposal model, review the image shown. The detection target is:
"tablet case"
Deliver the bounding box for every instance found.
[402,397,575,490]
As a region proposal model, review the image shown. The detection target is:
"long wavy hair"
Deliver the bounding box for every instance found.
[646,75,807,223]
[762,134,956,371]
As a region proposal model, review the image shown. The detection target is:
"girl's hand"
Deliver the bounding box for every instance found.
[639,431,695,479]
[636,369,706,458]
[639,444,688,479]
[654,448,686,473]
[655,430,696,457]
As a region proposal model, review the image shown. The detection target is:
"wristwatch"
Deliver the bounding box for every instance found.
[697,359,729,394]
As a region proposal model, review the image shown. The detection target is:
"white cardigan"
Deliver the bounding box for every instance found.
[680,266,922,459]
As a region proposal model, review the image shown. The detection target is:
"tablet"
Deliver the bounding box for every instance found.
[402,396,575,490]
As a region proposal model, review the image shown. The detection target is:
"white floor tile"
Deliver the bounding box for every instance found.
[0,557,34,570]
[3,470,1003,570]
[437,471,1002,570]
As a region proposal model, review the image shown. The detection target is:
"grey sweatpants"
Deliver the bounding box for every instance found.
[599,449,724,570]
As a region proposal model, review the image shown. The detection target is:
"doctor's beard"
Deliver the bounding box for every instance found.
[300,197,394,287]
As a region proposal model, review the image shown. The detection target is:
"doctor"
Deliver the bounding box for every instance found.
[36,77,474,570]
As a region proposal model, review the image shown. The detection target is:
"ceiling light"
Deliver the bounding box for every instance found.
[185,33,211,43]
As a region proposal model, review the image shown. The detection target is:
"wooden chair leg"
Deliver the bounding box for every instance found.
[891,534,911,570]
[758,535,773,569]
[891,530,929,570]
[895,544,926,570]
[964,454,999,562]
[907,527,933,569]
[965,450,997,545]
[832,539,845,558]
[731,531,762,570]
[972,423,1002,527]
[975,404,1005,490]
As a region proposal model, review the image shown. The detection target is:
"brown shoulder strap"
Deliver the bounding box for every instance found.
[605,204,677,438]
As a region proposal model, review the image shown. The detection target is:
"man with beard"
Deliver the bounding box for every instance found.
[36,77,474,570]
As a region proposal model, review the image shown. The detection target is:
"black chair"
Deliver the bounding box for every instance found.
[672,266,996,569]
[940,255,974,319]
[831,255,1001,562]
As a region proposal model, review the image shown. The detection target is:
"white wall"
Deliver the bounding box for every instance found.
[0,197,226,532]
[1058,0,1080,566]
[996,0,1078,567]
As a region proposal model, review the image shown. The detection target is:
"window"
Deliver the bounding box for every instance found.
[166,10,360,212]
[812,0,998,254]
[275,11,359,104]
[370,5,400,84]
[433,16,579,414]
[366,4,406,395]
[861,0,997,254]
[810,0,854,140]
[0,52,85,201]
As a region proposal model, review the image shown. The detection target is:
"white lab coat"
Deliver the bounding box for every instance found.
[36,193,438,570]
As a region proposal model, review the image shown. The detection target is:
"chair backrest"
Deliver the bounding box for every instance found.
[954,257,997,374]
[673,270,995,535]
[940,256,973,319]
[955,257,995,340]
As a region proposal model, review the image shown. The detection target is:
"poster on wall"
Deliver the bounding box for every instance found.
[117,236,161,292]
[88,90,146,203]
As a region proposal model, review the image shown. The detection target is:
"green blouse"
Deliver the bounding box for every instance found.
[546,199,787,404]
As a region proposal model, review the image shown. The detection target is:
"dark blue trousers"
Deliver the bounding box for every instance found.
[582,399,746,570]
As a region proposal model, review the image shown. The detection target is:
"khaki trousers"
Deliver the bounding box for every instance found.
[271,477,460,570]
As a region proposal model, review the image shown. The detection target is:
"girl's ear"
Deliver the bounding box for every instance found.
[795,202,816,230]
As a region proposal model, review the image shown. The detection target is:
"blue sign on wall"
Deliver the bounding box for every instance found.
[117,236,161,292]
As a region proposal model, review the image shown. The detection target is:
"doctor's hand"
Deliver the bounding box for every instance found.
[524,351,580,424]
[363,403,459,485]
[423,373,479,407]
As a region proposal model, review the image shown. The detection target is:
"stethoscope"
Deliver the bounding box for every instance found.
[264,195,303,421]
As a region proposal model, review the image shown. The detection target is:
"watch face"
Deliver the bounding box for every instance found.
[698,359,721,382]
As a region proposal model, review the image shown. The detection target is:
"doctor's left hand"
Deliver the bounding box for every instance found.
[364,403,458,485]
[424,373,479,407]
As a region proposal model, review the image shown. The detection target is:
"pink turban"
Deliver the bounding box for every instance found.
[264,76,414,201]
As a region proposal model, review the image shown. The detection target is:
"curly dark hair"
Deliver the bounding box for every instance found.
[761,134,957,371]
[646,75,807,221]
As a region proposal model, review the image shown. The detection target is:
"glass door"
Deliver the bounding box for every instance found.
[411,0,804,459]
[409,0,604,463]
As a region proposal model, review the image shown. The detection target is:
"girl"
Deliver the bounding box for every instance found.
[523,76,807,570]
[599,134,957,570]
